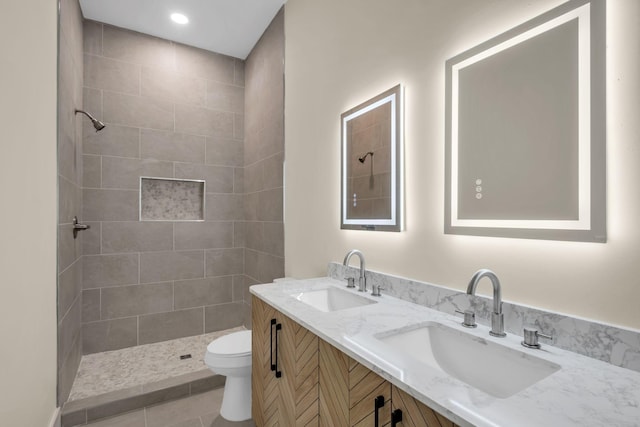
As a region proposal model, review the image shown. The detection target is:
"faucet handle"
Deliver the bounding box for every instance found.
[455,310,477,328]
[521,327,553,349]
[346,277,356,288]
[371,285,384,297]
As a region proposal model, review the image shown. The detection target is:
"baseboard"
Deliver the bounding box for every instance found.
[48,407,61,427]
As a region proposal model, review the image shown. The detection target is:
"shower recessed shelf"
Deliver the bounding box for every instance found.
[140,177,205,221]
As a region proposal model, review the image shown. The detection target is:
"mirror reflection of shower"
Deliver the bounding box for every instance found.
[75,109,105,132]
[358,151,374,189]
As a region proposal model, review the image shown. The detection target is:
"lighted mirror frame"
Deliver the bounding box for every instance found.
[445,0,606,242]
[341,84,404,231]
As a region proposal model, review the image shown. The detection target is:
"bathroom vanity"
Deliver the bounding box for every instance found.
[250,278,640,427]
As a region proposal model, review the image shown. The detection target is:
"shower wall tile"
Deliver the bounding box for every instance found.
[59,332,82,407]
[234,167,244,194]
[174,163,234,193]
[204,302,245,333]
[174,222,234,250]
[83,254,139,289]
[141,66,206,106]
[263,222,285,258]
[242,8,284,285]
[101,282,173,319]
[174,44,235,83]
[205,194,244,221]
[59,174,80,224]
[102,24,175,70]
[82,155,101,188]
[102,157,173,190]
[206,137,243,167]
[101,222,173,253]
[103,91,174,131]
[58,295,82,367]
[205,248,244,277]
[140,129,206,163]
[263,152,284,190]
[233,221,246,248]
[234,113,244,140]
[81,21,250,353]
[83,317,138,354]
[205,81,244,113]
[83,20,102,56]
[174,277,233,309]
[233,59,245,87]
[138,308,204,345]
[59,223,82,272]
[82,289,101,323]
[82,221,101,255]
[58,0,83,403]
[84,54,140,95]
[83,189,139,221]
[174,103,234,138]
[258,188,283,221]
[83,124,140,158]
[139,250,204,283]
[58,259,82,322]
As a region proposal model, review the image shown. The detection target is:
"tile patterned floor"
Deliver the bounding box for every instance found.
[69,327,246,401]
[82,388,255,427]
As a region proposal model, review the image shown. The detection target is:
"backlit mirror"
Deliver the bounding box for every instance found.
[445,0,605,242]
[341,84,403,231]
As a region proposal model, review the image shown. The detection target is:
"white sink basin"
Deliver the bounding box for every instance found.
[375,322,560,398]
[291,287,377,312]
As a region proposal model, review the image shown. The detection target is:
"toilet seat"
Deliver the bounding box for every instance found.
[206,330,251,357]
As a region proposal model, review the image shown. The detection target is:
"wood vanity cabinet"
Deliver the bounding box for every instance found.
[252,296,320,426]
[319,339,391,427]
[252,295,459,427]
[391,385,460,427]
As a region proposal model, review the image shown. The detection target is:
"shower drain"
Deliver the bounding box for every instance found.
[180,354,192,360]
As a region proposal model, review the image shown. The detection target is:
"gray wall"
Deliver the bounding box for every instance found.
[80,21,247,354]
[243,7,285,309]
[58,0,84,404]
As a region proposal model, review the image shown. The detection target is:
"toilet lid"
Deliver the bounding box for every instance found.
[207,330,252,357]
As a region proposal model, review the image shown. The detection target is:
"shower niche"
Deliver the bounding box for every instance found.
[140,177,205,221]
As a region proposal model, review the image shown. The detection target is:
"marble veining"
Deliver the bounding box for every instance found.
[329,262,640,372]
[68,327,244,401]
[251,277,640,427]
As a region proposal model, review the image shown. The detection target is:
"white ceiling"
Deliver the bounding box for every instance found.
[79,0,285,59]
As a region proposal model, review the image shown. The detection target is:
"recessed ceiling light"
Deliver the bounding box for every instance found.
[171,13,189,25]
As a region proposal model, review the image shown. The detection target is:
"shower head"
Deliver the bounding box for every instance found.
[358,151,374,163]
[75,109,105,132]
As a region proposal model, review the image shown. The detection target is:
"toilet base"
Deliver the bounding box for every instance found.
[220,375,252,421]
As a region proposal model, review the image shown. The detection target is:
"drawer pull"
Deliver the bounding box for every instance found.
[391,409,403,426]
[374,395,385,427]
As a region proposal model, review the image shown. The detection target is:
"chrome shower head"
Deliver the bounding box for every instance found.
[75,109,105,132]
[358,151,374,163]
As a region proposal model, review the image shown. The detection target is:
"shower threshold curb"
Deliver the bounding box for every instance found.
[60,369,224,427]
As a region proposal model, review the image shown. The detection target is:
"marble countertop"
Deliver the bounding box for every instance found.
[250,277,640,427]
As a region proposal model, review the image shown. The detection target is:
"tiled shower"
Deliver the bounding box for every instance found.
[57,0,284,407]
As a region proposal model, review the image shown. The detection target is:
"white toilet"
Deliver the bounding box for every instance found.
[204,330,252,422]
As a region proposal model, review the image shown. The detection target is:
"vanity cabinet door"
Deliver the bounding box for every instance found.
[391,385,459,427]
[319,339,392,427]
[252,296,279,426]
[252,296,319,426]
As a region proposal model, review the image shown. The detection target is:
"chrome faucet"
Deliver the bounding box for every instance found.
[343,249,367,292]
[466,269,506,337]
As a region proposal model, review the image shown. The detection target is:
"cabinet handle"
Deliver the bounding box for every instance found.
[274,323,282,378]
[391,409,403,427]
[270,319,277,371]
[374,395,385,427]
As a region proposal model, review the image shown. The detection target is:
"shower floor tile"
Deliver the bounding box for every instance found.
[69,327,246,402]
